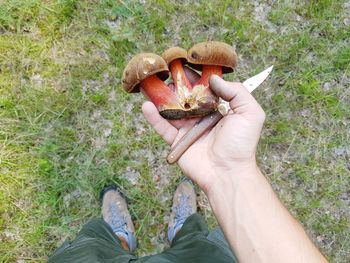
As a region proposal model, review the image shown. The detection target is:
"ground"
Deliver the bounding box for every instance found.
[0,0,349,262]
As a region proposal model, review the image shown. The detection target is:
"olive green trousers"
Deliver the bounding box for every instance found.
[48,213,237,263]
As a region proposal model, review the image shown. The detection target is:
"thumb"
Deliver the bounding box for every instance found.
[209,75,264,116]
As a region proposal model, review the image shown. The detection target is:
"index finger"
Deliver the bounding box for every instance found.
[142,101,178,145]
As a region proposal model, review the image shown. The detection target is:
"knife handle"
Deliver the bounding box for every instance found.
[167,111,223,164]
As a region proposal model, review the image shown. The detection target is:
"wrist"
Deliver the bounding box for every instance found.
[204,160,260,198]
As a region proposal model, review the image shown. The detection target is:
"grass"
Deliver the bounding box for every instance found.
[0,0,349,262]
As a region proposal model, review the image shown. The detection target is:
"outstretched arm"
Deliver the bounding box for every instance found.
[142,74,328,263]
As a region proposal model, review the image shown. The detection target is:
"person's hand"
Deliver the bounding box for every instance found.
[142,72,265,194]
[144,72,329,263]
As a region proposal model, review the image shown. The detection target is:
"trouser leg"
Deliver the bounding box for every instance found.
[137,213,237,263]
[48,219,137,263]
[207,227,238,262]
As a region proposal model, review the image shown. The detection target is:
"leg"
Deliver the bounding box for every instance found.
[169,214,237,262]
[137,179,237,263]
[48,185,137,263]
[48,219,137,263]
[207,227,238,262]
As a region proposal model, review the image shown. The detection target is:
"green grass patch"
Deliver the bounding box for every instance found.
[1,0,349,262]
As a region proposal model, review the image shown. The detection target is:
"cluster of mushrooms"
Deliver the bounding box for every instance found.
[122,41,237,162]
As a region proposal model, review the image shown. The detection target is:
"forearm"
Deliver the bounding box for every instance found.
[206,164,328,263]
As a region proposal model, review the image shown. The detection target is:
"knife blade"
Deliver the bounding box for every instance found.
[244,65,273,92]
[167,65,273,164]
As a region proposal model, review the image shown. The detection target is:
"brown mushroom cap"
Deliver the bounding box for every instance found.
[161,47,188,65]
[122,53,169,93]
[187,41,237,73]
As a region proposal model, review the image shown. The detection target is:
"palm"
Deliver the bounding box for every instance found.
[170,113,258,189]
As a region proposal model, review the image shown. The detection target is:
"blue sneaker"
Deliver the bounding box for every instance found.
[101,186,137,252]
[168,179,197,243]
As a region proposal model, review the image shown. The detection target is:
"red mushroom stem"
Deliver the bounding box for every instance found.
[140,75,178,111]
[194,65,223,87]
[169,59,193,91]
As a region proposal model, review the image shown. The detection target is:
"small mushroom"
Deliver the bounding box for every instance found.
[122,53,179,117]
[167,42,238,164]
[188,41,237,86]
[162,47,192,93]
[161,47,217,119]
[182,42,236,116]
